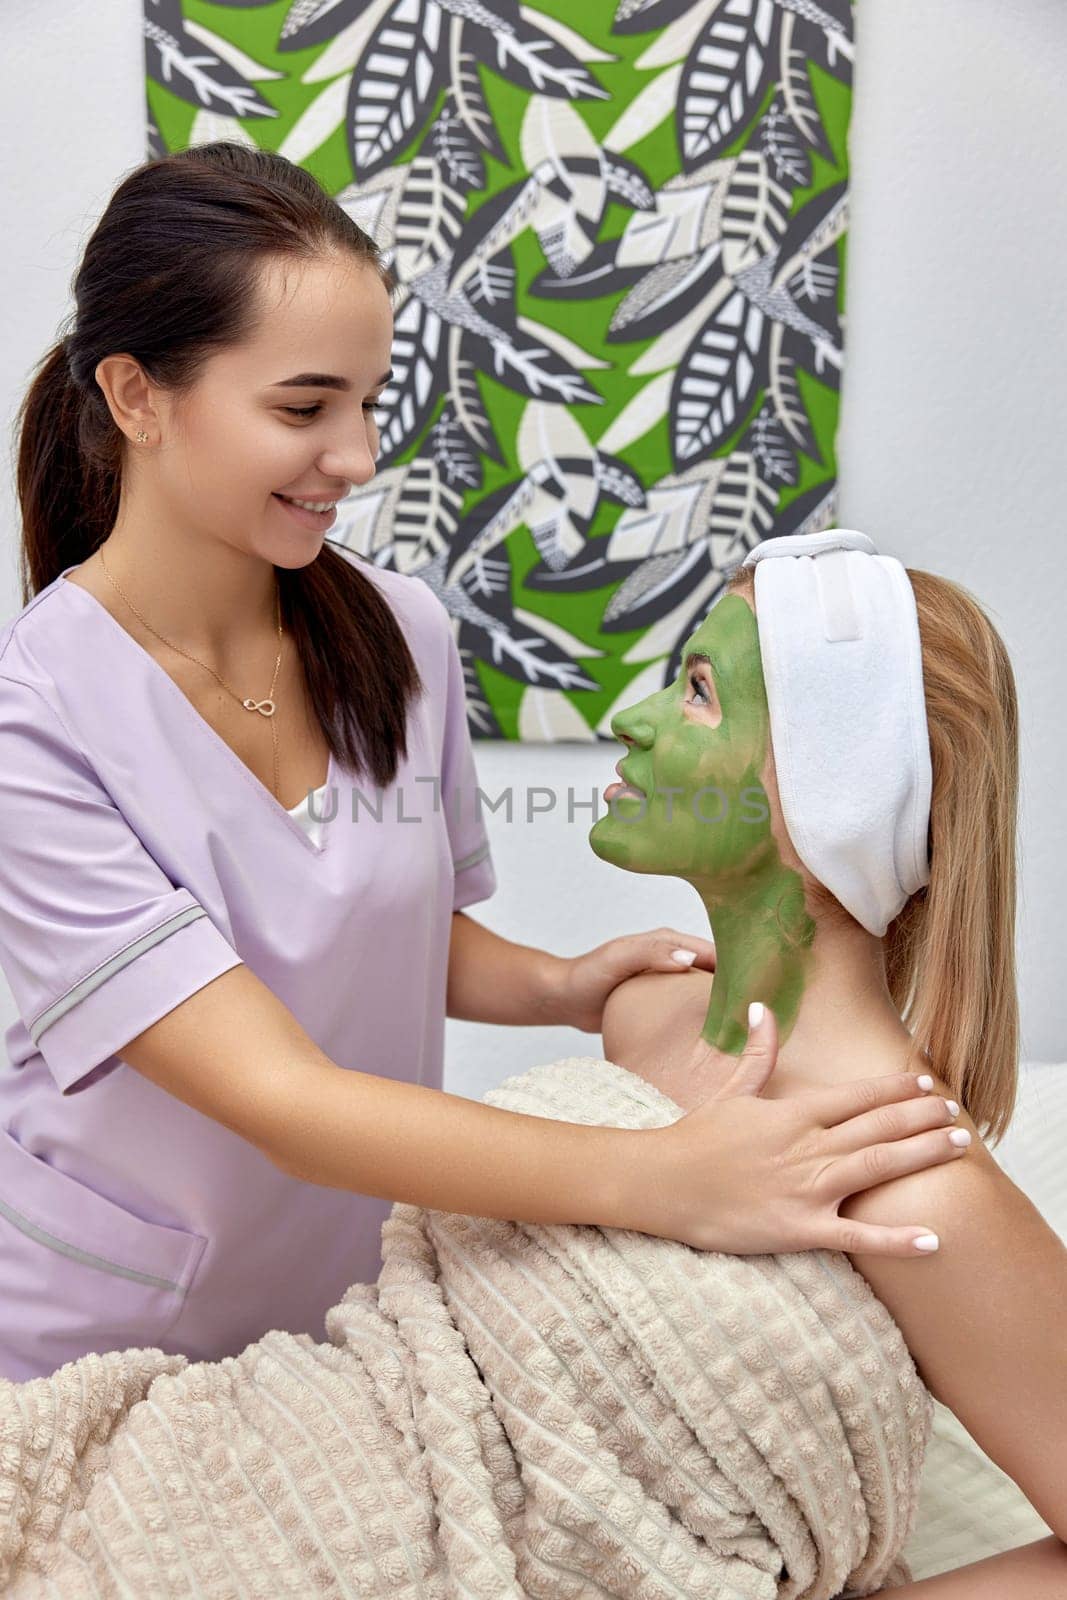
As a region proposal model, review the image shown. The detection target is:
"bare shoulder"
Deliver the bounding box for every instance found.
[840,1090,1036,1321]
[840,1129,1031,1306]
[841,1125,1067,1537]
[601,969,712,1069]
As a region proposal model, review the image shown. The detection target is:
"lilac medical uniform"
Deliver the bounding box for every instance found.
[0,545,496,1382]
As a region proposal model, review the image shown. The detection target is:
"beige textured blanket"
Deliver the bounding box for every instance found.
[0,1058,932,1598]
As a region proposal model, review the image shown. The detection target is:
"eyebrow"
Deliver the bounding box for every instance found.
[270,367,393,391]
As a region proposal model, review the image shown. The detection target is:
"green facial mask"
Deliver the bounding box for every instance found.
[589,594,815,1054]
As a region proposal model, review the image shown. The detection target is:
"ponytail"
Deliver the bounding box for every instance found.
[15,337,121,602]
[11,141,420,790]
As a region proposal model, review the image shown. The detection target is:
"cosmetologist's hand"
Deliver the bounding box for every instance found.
[556,929,717,1033]
[630,1003,968,1258]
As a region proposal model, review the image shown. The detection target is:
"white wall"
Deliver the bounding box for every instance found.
[0,0,1062,1104]
[836,0,1067,1065]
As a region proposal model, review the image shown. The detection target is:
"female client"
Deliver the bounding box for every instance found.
[591,528,1066,1596]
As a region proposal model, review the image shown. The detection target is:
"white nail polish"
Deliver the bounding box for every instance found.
[948,1128,971,1147]
[946,1100,959,1117]
[671,949,696,965]
[917,1074,934,1091]
[914,1234,939,1252]
[748,1001,764,1027]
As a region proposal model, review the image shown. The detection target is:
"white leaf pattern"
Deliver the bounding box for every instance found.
[346,0,445,178]
[679,0,778,168]
[673,287,768,462]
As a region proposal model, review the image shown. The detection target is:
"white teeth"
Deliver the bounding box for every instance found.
[281,496,336,512]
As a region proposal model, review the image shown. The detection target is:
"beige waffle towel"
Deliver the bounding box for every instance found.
[0,1057,932,1598]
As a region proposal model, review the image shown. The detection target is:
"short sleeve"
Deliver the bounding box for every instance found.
[0,676,244,1095]
[437,618,497,913]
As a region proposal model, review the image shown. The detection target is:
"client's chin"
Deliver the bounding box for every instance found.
[588,802,663,872]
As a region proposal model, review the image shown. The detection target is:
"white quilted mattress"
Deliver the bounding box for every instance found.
[900,1059,1065,1580]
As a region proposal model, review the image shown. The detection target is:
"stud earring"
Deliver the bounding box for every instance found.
[135,429,149,443]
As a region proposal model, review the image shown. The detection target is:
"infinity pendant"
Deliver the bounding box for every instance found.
[242,698,276,716]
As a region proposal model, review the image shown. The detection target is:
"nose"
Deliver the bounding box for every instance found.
[320,422,378,490]
[611,712,656,749]
[347,446,377,488]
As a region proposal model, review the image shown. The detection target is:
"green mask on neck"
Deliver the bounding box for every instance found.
[589,594,815,1054]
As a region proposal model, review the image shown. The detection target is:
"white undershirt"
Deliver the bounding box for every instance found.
[286,780,330,846]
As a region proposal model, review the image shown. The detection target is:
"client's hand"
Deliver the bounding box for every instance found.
[556,928,717,1033]
[632,1004,967,1259]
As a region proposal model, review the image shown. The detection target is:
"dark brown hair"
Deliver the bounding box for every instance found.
[13,140,421,790]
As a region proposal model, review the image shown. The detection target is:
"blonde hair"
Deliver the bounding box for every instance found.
[727,561,1020,1145]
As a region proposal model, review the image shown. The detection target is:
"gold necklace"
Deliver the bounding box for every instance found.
[97,549,285,802]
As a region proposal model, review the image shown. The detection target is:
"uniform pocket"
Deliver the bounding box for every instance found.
[0,1122,206,1382]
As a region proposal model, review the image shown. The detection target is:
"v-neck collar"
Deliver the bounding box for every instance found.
[56,566,335,858]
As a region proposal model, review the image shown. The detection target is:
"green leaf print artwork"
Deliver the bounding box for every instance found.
[143,0,854,741]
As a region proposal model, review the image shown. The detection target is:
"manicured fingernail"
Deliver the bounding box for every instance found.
[917,1074,934,1091]
[948,1128,971,1147]
[748,1001,764,1027]
[914,1234,940,1252]
[671,949,697,965]
[946,1100,959,1117]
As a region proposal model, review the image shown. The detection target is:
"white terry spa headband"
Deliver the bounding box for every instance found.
[739,528,933,937]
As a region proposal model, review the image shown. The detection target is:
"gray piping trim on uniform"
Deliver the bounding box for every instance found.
[453,840,490,874]
[29,903,209,1045]
[0,1195,186,1294]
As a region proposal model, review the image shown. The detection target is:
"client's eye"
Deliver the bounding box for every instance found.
[685,672,711,706]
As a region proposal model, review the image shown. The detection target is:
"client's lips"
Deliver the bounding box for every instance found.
[604,760,646,804]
